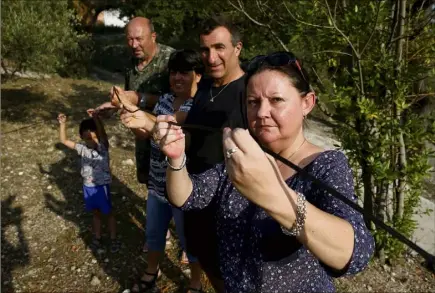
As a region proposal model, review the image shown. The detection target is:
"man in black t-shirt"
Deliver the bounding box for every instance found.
[183,16,247,293]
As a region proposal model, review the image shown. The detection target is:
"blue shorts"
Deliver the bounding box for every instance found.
[83,184,112,214]
[146,191,197,263]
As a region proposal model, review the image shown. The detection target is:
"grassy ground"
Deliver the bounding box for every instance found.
[1,77,434,293]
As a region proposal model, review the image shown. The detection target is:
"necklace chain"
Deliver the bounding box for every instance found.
[278,138,306,168]
[209,80,233,102]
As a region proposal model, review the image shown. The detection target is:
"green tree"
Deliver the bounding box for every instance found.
[229,0,435,262]
[1,0,93,78]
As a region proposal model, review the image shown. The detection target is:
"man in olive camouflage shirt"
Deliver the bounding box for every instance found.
[123,17,174,184]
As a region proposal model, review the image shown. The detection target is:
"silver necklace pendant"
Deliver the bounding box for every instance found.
[209,81,232,102]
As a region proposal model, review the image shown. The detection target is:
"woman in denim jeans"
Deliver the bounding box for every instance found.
[120,49,204,293]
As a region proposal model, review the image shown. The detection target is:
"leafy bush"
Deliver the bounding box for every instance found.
[1,0,93,78]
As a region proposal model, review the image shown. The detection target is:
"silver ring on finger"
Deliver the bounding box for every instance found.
[226,147,239,159]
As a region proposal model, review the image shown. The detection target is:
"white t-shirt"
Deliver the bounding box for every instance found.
[75,143,111,187]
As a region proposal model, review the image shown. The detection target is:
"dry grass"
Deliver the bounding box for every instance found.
[1,77,434,293]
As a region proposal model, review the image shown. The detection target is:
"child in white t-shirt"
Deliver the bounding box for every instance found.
[57,109,119,253]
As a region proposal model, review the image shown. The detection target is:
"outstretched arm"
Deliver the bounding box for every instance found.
[87,109,108,148]
[57,114,76,150]
[120,103,190,140]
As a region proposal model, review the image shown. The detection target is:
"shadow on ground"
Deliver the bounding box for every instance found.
[1,195,30,293]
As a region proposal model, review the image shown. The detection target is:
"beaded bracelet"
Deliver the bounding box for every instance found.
[281,191,307,237]
[165,153,186,171]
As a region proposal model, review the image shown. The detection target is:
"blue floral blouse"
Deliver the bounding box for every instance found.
[181,150,374,292]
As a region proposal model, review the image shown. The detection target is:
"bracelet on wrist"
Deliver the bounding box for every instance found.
[165,153,186,171]
[281,191,307,237]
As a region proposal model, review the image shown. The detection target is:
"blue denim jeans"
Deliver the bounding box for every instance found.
[145,191,197,263]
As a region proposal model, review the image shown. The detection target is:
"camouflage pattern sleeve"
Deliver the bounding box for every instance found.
[127,44,175,95]
[136,71,170,96]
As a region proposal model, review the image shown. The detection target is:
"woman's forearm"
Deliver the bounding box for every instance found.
[267,187,355,271]
[166,155,193,207]
[299,204,354,270]
[142,112,156,132]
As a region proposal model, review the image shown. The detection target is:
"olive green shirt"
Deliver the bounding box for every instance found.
[125,43,175,95]
[124,43,175,184]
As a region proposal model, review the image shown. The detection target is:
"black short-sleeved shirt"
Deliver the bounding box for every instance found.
[183,74,247,277]
[185,74,247,175]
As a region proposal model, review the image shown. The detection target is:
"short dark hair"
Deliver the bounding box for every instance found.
[200,15,242,46]
[79,118,97,137]
[168,49,204,75]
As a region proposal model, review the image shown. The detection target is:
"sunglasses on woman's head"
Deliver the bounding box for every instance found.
[246,52,309,85]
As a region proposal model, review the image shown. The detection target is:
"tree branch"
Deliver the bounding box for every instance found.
[358,59,365,96]
[229,0,265,26]
[344,68,362,93]
[324,0,360,59]
[256,0,286,27]
[409,42,435,60]
[361,0,382,56]
[228,0,289,52]
[311,66,326,88]
[282,2,334,29]
[387,2,399,51]
[313,50,353,57]
[389,11,435,44]
[406,93,435,98]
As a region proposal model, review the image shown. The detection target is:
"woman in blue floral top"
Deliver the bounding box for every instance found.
[120,49,205,293]
[154,52,374,292]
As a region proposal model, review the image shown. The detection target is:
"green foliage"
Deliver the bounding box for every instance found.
[1,0,93,77]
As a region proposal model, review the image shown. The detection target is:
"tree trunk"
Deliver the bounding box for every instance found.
[360,138,375,229]
[395,0,408,219]
[386,182,395,222]
[375,179,388,262]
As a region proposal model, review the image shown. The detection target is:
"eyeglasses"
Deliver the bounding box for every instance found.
[246,52,309,86]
